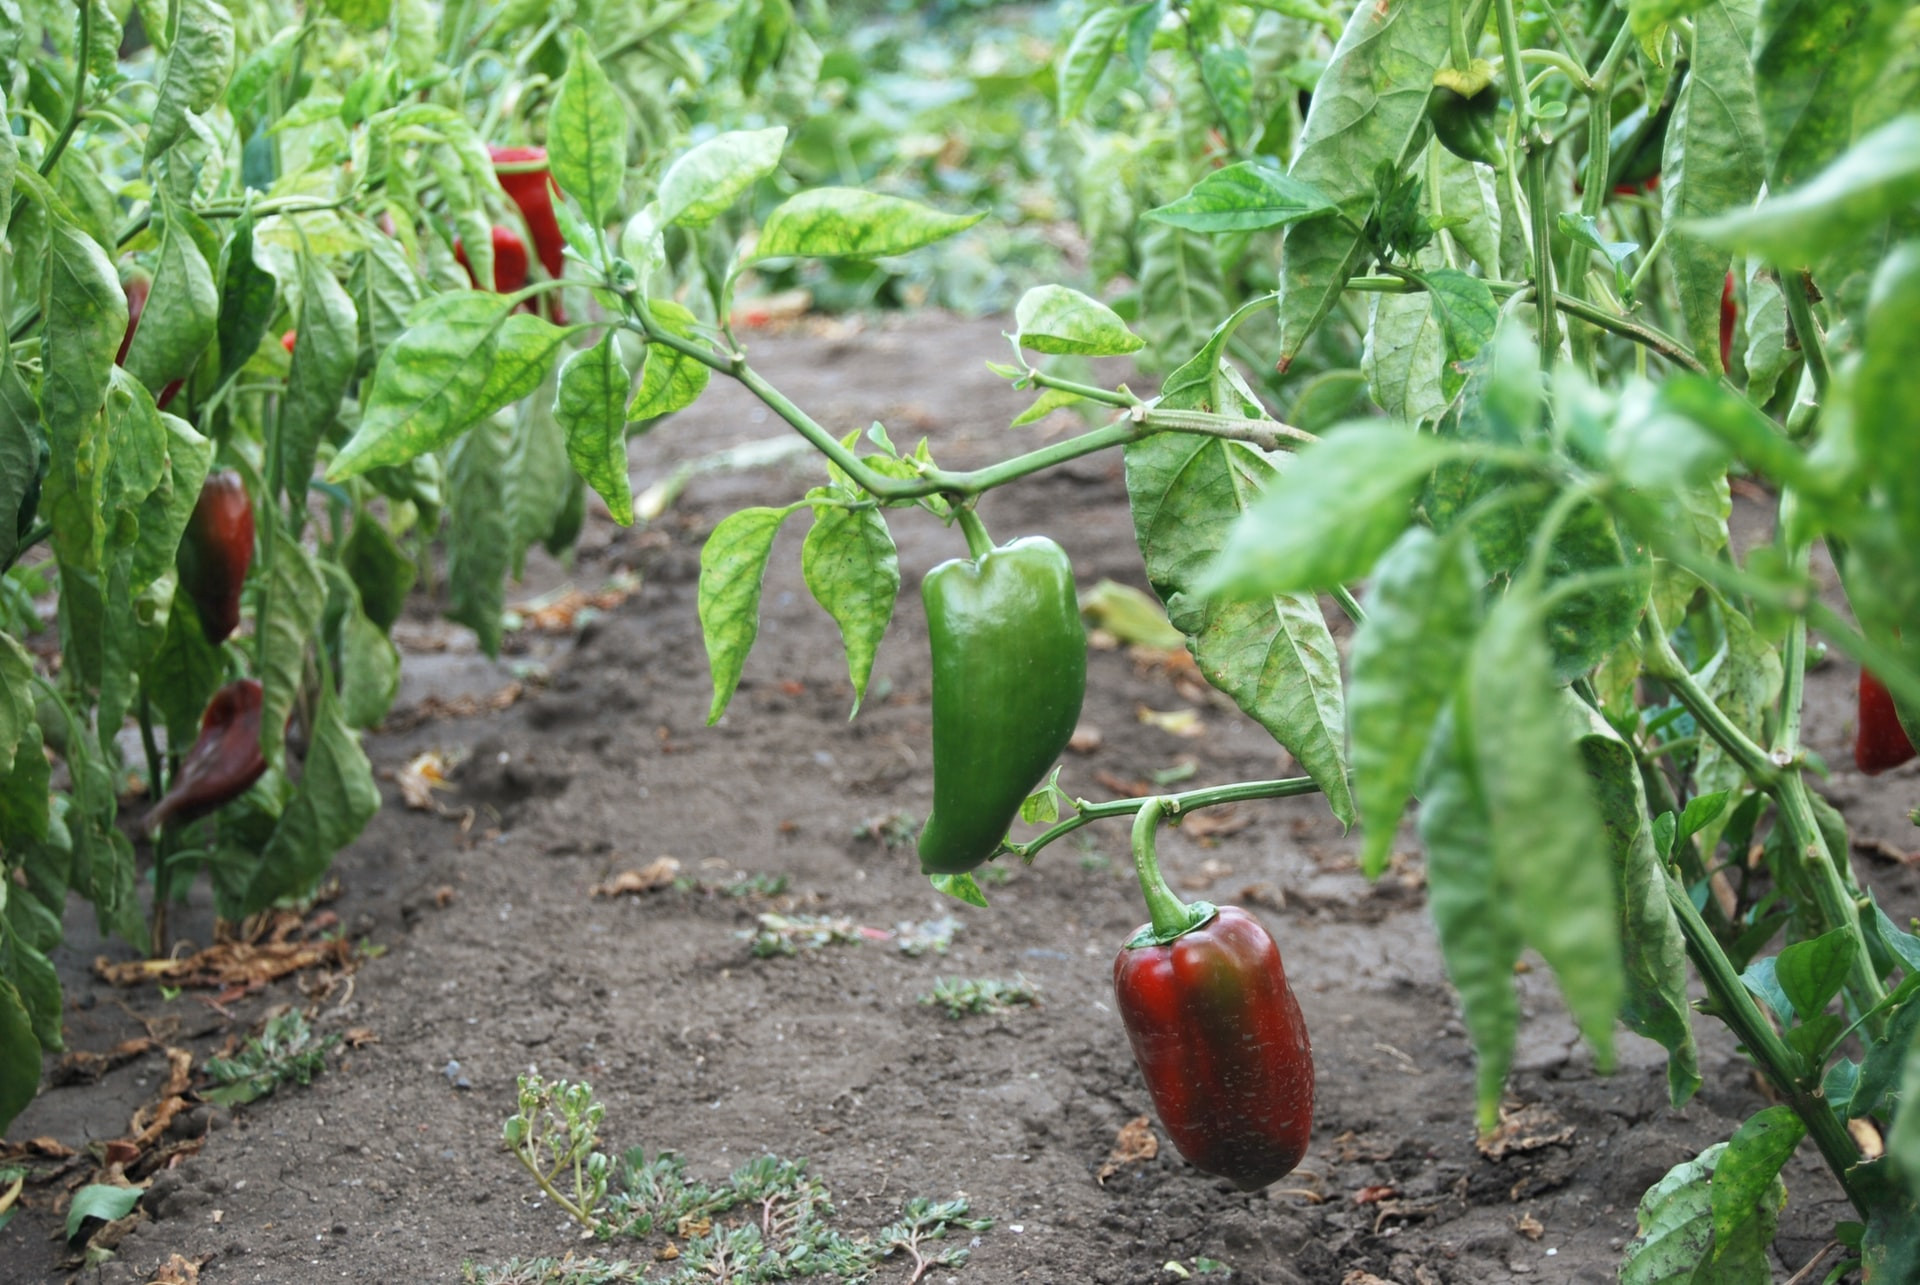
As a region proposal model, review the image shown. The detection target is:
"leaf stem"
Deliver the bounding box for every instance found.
[1128,798,1212,942]
[37,0,92,180]
[1007,774,1324,862]
[1779,269,1830,401]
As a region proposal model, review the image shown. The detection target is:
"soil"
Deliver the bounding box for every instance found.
[3,313,1917,1285]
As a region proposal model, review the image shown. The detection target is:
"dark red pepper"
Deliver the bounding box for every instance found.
[1719,271,1736,373]
[176,470,254,645]
[454,224,531,294]
[119,270,184,409]
[488,145,565,280]
[1856,670,1917,775]
[145,679,269,830]
[1112,802,1314,1190]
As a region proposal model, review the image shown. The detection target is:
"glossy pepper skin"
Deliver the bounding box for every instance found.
[1115,905,1315,1190]
[176,470,254,645]
[916,521,1085,875]
[488,146,566,281]
[454,224,531,294]
[1719,271,1737,373]
[145,679,269,830]
[1429,61,1503,169]
[1855,670,1917,775]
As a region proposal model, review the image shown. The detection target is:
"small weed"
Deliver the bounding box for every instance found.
[720,872,789,899]
[496,1076,992,1283]
[918,976,1042,1019]
[462,1256,645,1284]
[851,811,918,850]
[200,1010,339,1106]
[743,912,859,958]
[893,915,961,957]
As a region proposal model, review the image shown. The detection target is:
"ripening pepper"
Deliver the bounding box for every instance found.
[489,145,566,281]
[118,270,184,409]
[145,679,269,830]
[1719,271,1736,373]
[176,470,254,645]
[1856,670,1917,775]
[1429,61,1504,169]
[1113,801,1314,1190]
[916,511,1086,875]
[454,223,531,294]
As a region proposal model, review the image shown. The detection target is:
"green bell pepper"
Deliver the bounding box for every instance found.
[1429,60,1504,170]
[917,511,1086,876]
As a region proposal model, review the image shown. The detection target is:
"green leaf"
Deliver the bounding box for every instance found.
[340,514,415,633]
[801,499,899,718]
[503,375,573,578]
[1418,707,1520,1132]
[1542,498,1650,682]
[698,506,794,724]
[40,210,127,457]
[1628,0,1714,40]
[627,300,712,422]
[446,417,511,659]
[1578,709,1702,1107]
[0,633,35,778]
[1056,4,1133,122]
[254,525,325,769]
[1013,284,1144,357]
[1421,268,1498,380]
[1775,926,1859,1020]
[240,684,378,914]
[1890,1023,1920,1192]
[1466,596,1621,1068]
[130,411,212,596]
[748,188,985,262]
[1277,0,1477,366]
[1688,114,1920,264]
[64,1182,139,1243]
[0,723,52,848]
[0,976,39,1137]
[1203,426,1451,599]
[1431,145,1503,278]
[355,228,424,355]
[1855,244,1920,550]
[0,363,38,573]
[1199,46,1253,147]
[1010,387,1084,428]
[1145,163,1338,234]
[279,255,358,501]
[555,329,633,526]
[1348,527,1478,878]
[1557,212,1639,268]
[931,872,989,908]
[1754,1,1907,191]
[1135,221,1231,366]
[139,586,222,747]
[1855,992,1920,1119]
[123,199,219,396]
[1711,1107,1805,1263]
[327,292,510,479]
[548,31,628,226]
[1364,252,1450,423]
[1126,428,1354,828]
[389,0,435,79]
[657,127,787,228]
[1620,1142,1783,1284]
[470,312,567,426]
[215,217,278,392]
[145,0,235,164]
[1661,0,1763,376]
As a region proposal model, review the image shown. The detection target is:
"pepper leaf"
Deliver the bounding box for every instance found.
[1145,162,1337,234]
[145,0,235,164]
[555,328,633,526]
[1013,285,1144,357]
[800,497,900,719]
[122,197,219,396]
[279,254,359,503]
[239,683,379,914]
[628,300,712,423]
[930,872,989,908]
[1349,526,1479,878]
[747,189,985,262]
[1711,1107,1805,1262]
[548,32,628,226]
[254,523,325,770]
[657,127,787,229]
[699,505,796,724]
[445,417,511,659]
[0,977,37,1137]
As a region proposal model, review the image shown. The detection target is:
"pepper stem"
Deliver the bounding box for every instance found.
[954,506,995,561]
[1129,799,1215,946]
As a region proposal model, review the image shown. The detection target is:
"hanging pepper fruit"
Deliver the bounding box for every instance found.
[1113,800,1314,1190]
[489,146,566,281]
[1856,670,1917,775]
[917,510,1086,875]
[1428,60,1504,169]
[176,470,255,645]
[145,679,269,831]
[454,224,531,294]
[1718,270,1737,373]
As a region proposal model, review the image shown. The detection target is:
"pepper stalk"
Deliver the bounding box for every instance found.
[1127,798,1217,948]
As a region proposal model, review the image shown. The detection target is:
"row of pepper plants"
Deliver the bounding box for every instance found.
[3,0,1920,1278]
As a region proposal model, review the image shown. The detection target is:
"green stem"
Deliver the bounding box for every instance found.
[1779,270,1830,401]
[954,507,993,560]
[1332,584,1367,626]
[1663,868,1869,1218]
[1129,798,1212,942]
[1009,775,1324,862]
[37,0,91,180]
[1513,49,1592,92]
[1493,0,1557,363]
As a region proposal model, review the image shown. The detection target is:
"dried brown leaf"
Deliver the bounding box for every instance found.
[1096,1115,1159,1183]
[591,857,683,898]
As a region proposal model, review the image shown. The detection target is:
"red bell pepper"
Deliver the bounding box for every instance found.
[176,470,254,645]
[1719,271,1736,373]
[454,223,531,294]
[1856,670,1917,775]
[488,145,566,281]
[145,679,269,830]
[1112,800,1314,1191]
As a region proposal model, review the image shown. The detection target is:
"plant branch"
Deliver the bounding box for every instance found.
[1779,269,1831,401]
[1006,775,1325,863]
[37,0,92,180]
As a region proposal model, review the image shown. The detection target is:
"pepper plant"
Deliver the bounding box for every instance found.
[3,0,1920,1280]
